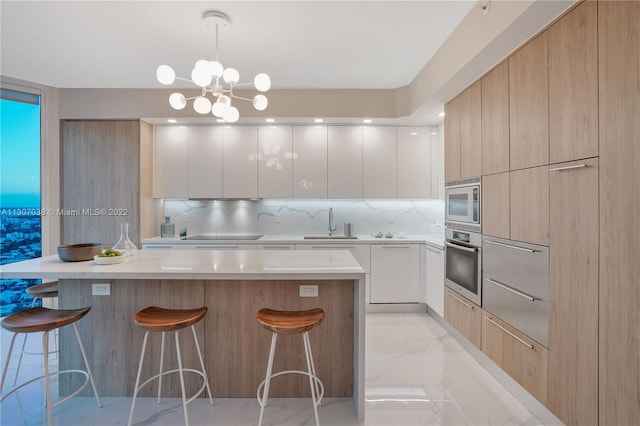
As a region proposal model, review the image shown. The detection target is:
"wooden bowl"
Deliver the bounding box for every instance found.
[57,243,103,262]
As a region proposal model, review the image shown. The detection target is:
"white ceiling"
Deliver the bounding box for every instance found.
[0,1,476,90]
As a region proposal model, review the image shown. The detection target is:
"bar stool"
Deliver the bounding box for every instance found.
[13,281,60,385]
[128,306,213,426]
[0,307,102,426]
[256,307,325,426]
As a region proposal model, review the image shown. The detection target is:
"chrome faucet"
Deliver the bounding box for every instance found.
[328,207,337,236]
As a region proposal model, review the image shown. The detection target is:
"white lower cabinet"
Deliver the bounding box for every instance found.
[294,243,370,272]
[370,244,421,303]
[425,244,445,316]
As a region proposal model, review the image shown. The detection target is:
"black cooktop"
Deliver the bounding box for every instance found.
[185,234,263,241]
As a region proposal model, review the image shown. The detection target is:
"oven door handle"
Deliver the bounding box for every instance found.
[445,241,477,253]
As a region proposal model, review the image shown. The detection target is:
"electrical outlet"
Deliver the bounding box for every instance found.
[92,283,111,296]
[386,212,395,223]
[274,212,281,223]
[299,284,318,297]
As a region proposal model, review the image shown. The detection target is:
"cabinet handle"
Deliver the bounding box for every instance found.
[381,246,411,249]
[485,316,534,350]
[147,245,174,249]
[261,246,290,249]
[444,242,477,253]
[132,192,138,233]
[426,247,441,254]
[484,240,536,253]
[195,245,239,249]
[549,164,587,172]
[485,278,536,302]
[311,246,355,249]
[448,292,474,310]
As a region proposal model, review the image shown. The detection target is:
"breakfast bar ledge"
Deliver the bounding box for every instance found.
[0,249,366,420]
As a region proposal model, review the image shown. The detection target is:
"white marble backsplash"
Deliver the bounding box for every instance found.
[161,199,444,237]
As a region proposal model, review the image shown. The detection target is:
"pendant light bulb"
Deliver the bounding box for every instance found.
[208,61,224,78]
[253,94,268,111]
[223,106,240,123]
[254,73,271,92]
[157,65,176,85]
[193,96,212,114]
[169,92,186,110]
[223,68,240,84]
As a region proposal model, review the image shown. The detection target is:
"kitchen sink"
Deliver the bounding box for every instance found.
[303,235,358,239]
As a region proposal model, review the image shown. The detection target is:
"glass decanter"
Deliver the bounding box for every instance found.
[112,222,137,256]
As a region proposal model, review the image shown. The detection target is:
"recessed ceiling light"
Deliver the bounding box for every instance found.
[314,118,323,123]
[430,132,438,135]
[265,118,275,123]
[438,112,445,117]
[410,132,418,136]
[216,119,225,123]
[167,119,177,123]
[363,119,372,123]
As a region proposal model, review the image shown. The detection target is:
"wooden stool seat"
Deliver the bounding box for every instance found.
[26,281,59,299]
[133,306,208,332]
[1,307,90,334]
[256,308,325,334]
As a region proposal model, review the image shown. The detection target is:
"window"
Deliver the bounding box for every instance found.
[0,88,42,316]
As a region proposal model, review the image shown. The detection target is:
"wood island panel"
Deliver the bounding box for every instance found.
[58,279,353,398]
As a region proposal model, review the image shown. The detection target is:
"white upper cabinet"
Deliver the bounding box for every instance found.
[328,126,363,198]
[154,126,188,199]
[258,126,293,198]
[292,126,328,198]
[188,126,223,199]
[363,126,397,198]
[431,127,445,199]
[223,126,258,198]
[397,127,430,198]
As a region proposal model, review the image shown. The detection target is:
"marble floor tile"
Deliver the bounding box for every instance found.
[1,312,549,425]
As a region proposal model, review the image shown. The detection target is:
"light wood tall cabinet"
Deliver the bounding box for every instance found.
[481,311,548,405]
[327,126,363,198]
[188,126,223,199]
[61,120,154,247]
[598,2,640,425]
[548,157,599,425]
[223,126,258,198]
[459,81,482,179]
[397,127,430,198]
[481,61,509,175]
[258,125,293,198]
[509,33,549,170]
[153,126,188,199]
[444,97,461,182]
[481,172,509,239]
[444,288,481,348]
[510,166,549,246]
[292,126,328,198]
[363,126,397,198]
[548,1,598,164]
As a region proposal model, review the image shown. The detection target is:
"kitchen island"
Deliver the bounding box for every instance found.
[0,249,366,419]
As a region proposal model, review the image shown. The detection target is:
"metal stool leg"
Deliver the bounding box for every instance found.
[303,332,320,426]
[43,331,53,426]
[128,331,149,426]
[157,331,165,404]
[304,332,322,406]
[72,323,102,407]
[1,333,18,392]
[174,329,189,426]
[258,333,278,426]
[190,325,213,405]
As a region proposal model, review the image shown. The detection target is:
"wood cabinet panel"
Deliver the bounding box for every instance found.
[509,33,549,170]
[258,125,293,198]
[482,61,510,174]
[223,126,258,198]
[444,289,481,348]
[481,311,548,405]
[459,81,482,179]
[292,126,328,198]
[482,172,509,239]
[549,157,599,425]
[61,120,142,246]
[598,2,640,425]
[510,166,549,246]
[363,126,397,198]
[327,126,363,198]
[548,1,598,163]
[444,97,461,182]
[153,126,188,199]
[188,126,223,199]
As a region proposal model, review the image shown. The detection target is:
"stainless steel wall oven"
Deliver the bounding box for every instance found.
[444,227,482,306]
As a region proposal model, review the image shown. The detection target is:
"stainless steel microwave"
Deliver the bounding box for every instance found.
[445,178,481,232]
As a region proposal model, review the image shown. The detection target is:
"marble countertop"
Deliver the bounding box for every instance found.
[142,234,445,249]
[0,249,366,280]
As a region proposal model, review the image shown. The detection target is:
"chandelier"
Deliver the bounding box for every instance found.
[156,11,271,123]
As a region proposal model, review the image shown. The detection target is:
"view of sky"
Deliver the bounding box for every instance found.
[0,98,41,208]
